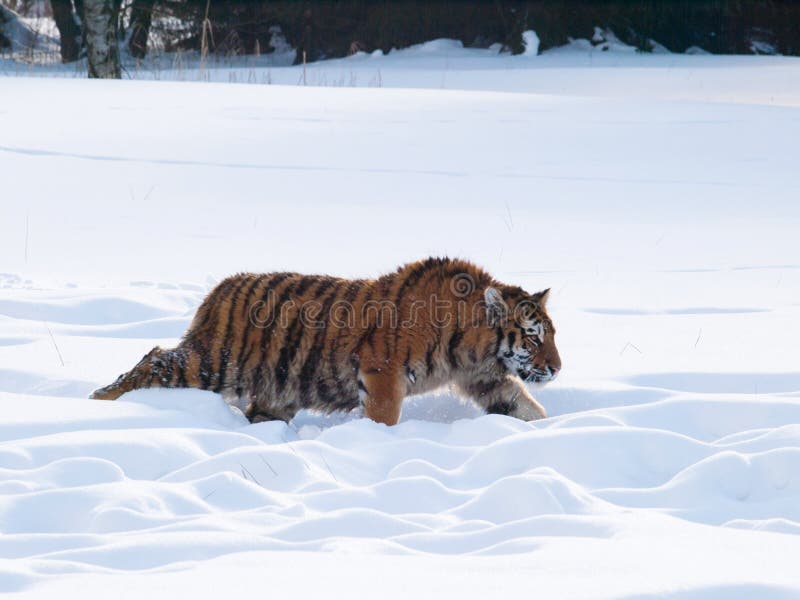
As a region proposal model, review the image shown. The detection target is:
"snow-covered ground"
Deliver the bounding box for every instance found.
[1,44,800,598]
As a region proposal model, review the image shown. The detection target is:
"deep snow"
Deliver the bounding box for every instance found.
[1,42,800,598]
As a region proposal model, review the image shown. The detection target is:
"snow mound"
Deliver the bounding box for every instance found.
[591,27,638,53]
[545,27,639,56]
[401,38,465,54]
[2,389,800,595]
[521,30,540,56]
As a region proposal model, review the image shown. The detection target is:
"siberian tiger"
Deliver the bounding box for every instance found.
[91,258,561,425]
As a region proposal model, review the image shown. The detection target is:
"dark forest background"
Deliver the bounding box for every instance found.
[4,1,800,64]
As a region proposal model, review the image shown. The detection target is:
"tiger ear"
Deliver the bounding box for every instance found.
[484,287,507,326]
[531,288,551,306]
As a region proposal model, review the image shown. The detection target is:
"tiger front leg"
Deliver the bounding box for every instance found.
[456,375,547,421]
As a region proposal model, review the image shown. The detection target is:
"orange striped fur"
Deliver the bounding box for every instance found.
[90,258,561,425]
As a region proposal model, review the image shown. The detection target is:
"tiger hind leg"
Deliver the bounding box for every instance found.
[244,401,298,424]
[90,346,190,400]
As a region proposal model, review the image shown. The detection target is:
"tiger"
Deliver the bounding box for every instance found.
[90,257,562,425]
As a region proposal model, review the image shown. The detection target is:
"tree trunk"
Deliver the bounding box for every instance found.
[50,0,82,62]
[0,6,12,50]
[293,5,316,65]
[128,0,156,59]
[83,0,121,78]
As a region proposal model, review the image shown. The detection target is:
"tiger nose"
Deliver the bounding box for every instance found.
[548,365,560,378]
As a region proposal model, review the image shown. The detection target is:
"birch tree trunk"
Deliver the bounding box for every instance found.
[83,0,121,79]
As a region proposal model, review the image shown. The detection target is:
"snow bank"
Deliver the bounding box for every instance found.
[5,34,800,107]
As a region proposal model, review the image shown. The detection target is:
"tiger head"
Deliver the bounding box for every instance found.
[484,286,561,384]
